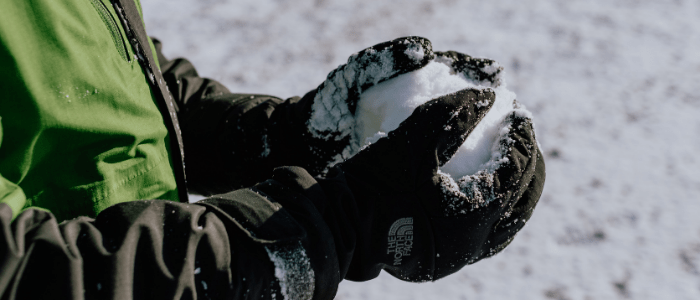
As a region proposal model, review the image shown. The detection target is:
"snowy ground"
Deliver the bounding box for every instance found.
[142,0,700,299]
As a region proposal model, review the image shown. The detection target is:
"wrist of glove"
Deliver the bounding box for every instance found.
[337,89,545,282]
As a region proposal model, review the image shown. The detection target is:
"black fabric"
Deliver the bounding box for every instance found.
[336,89,546,281]
[268,37,434,176]
[152,39,285,195]
[434,51,504,87]
[153,37,435,196]
[0,173,347,300]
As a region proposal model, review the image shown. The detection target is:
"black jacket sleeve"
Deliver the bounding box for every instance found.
[152,38,291,195]
[0,166,366,300]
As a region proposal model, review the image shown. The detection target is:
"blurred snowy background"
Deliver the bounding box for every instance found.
[141,0,700,299]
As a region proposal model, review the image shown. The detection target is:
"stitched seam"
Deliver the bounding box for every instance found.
[88,0,129,62]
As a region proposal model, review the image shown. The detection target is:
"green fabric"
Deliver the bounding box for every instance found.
[0,0,178,221]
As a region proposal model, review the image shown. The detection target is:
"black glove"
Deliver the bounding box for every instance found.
[269,36,434,176]
[433,50,504,88]
[268,37,512,177]
[337,88,545,282]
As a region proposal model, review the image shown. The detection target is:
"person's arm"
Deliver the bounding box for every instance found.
[0,167,345,300]
[0,87,544,299]
[152,37,433,195]
[152,37,284,195]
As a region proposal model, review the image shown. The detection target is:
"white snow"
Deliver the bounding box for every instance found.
[307,43,399,141]
[356,61,467,146]
[355,59,520,179]
[146,1,700,299]
[264,242,315,300]
[404,44,425,62]
[441,89,518,178]
[305,37,432,169]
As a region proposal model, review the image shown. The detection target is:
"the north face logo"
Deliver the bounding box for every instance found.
[387,217,413,266]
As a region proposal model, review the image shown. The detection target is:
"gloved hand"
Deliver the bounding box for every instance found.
[268,36,434,176]
[268,36,514,178]
[337,88,546,282]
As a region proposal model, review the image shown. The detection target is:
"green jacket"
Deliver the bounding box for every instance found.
[0,0,180,221]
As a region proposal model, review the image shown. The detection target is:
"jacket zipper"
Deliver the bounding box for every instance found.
[89,0,130,62]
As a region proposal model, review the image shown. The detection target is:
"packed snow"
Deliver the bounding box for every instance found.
[264,242,315,300]
[144,0,700,299]
[354,59,520,179]
[304,36,432,171]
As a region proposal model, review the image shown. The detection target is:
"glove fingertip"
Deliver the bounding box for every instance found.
[389,36,435,72]
[434,88,495,164]
[435,51,504,88]
[489,114,539,206]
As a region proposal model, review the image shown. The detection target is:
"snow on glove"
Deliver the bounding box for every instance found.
[433,50,504,88]
[337,88,545,282]
[268,36,434,176]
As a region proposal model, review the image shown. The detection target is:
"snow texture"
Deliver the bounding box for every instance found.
[146,1,700,299]
[354,58,521,180]
[404,44,425,62]
[307,38,429,141]
[264,242,315,300]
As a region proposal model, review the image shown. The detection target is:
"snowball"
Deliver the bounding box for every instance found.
[354,59,523,179]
